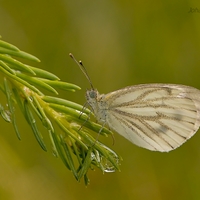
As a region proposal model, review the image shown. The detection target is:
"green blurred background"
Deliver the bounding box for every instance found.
[1,0,200,199]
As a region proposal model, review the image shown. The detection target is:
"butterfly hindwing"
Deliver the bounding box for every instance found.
[104,84,200,152]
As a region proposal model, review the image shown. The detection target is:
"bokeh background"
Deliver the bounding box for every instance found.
[1,1,200,199]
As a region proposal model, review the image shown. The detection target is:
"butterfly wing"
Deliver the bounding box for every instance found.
[104,84,200,152]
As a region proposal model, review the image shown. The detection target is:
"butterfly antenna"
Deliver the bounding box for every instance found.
[69,53,94,89]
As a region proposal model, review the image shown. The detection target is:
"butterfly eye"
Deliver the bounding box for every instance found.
[89,90,97,99]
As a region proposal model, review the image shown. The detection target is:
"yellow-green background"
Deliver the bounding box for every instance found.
[1,1,200,200]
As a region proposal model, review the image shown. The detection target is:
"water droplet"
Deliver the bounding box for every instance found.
[100,156,119,173]
[99,144,120,173]
[90,146,120,173]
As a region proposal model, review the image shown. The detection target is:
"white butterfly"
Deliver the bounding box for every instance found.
[70,54,200,152]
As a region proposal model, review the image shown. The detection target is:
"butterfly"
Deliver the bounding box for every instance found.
[70,54,200,152]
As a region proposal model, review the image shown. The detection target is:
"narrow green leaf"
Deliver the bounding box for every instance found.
[76,129,98,146]
[16,72,58,95]
[37,78,81,92]
[42,96,91,115]
[0,61,16,75]
[49,103,88,121]
[49,130,71,170]
[0,65,43,95]
[14,50,40,62]
[0,47,40,62]
[0,54,36,75]
[60,135,78,178]
[29,66,60,80]
[72,117,112,137]
[22,92,43,121]
[12,88,25,115]
[77,148,92,181]
[4,78,21,140]
[32,95,54,132]
[55,119,88,150]
[24,100,47,151]
[48,130,59,157]
[70,139,83,165]
[0,40,19,51]
[84,174,90,186]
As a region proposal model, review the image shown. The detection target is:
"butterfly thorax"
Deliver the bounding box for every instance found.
[86,89,108,124]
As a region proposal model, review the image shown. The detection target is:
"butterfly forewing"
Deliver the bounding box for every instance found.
[99,84,200,152]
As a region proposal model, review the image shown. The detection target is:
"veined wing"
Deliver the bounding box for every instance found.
[105,84,200,152]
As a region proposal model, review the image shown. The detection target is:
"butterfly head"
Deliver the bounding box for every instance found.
[86,88,108,123]
[86,89,97,99]
[86,89,99,108]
